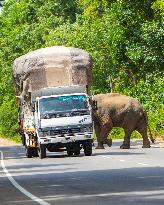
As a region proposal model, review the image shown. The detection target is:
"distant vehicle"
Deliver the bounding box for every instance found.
[13,46,93,159]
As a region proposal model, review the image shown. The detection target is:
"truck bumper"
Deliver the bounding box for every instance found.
[38,132,93,144]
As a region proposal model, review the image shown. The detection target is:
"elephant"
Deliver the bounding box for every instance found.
[92,93,154,149]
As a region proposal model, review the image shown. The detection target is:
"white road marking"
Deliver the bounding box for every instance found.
[99,155,150,167]
[43,190,164,201]
[100,155,127,162]
[119,159,125,162]
[4,156,25,159]
[0,151,50,205]
[100,155,111,159]
[137,163,149,166]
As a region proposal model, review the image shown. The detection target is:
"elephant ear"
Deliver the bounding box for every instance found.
[91,100,98,111]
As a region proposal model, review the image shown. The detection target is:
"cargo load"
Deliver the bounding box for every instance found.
[13,46,92,96]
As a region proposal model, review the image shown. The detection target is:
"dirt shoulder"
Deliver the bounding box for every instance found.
[0,137,20,146]
[152,138,164,147]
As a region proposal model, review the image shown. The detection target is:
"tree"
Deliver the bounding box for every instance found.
[0,0,163,138]
[0,0,80,136]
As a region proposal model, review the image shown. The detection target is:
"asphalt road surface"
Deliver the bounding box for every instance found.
[0,140,164,205]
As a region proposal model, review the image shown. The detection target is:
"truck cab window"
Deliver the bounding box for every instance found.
[39,95,88,115]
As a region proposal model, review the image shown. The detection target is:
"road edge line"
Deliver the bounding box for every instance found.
[0,150,50,205]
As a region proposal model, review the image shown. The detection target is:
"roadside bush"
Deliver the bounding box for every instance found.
[0,96,19,137]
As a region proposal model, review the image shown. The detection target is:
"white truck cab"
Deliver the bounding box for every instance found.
[22,86,93,158]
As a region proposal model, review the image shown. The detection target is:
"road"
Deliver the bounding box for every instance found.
[0,140,164,205]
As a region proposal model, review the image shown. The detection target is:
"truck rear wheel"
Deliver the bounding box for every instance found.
[26,147,33,158]
[38,144,46,159]
[83,141,92,156]
[21,134,26,146]
[33,147,39,157]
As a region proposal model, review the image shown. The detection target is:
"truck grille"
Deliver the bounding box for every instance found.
[50,128,80,136]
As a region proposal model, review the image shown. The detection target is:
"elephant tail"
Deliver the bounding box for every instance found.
[143,110,155,143]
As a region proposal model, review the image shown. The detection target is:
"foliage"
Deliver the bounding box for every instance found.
[0,0,163,139]
[0,96,19,136]
[0,0,80,137]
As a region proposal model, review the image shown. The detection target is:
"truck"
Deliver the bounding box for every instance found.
[13,46,93,159]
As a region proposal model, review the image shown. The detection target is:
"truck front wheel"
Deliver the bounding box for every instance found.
[67,150,74,156]
[83,141,92,156]
[38,144,46,159]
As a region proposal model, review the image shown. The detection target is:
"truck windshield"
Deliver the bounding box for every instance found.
[39,95,89,115]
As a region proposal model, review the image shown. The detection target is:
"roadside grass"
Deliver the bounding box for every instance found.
[93,127,164,141]
[0,134,21,143]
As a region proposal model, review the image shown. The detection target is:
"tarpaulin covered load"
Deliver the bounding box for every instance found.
[13,46,93,96]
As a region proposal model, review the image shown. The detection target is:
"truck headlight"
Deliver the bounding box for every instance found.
[81,127,92,132]
[39,131,50,137]
[43,131,50,136]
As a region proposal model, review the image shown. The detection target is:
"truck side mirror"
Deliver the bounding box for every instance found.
[92,100,98,111]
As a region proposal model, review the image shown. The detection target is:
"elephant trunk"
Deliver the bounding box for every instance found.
[147,121,155,143]
[143,110,155,143]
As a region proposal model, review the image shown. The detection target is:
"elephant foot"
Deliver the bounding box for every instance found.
[151,138,155,144]
[105,139,112,147]
[120,143,130,149]
[95,142,105,149]
[142,140,151,148]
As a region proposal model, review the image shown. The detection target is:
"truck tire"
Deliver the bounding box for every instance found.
[21,134,26,146]
[33,147,39,157]
[67,150,74,156]
[83,141,92,156]
[26,147,33,158]
[38,144,46,159]
[74,150,80,155]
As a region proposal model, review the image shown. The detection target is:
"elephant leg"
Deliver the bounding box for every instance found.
[100,114,113,148]
[94,121,105,149]
[104,138,112,147]
[96,142,105,149]
[95,114,113,149]
[120,129,132,149]
[99,124,112,149]
[136,124,150,148]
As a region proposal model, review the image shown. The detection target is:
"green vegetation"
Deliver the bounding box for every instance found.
[0,0,163,141]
